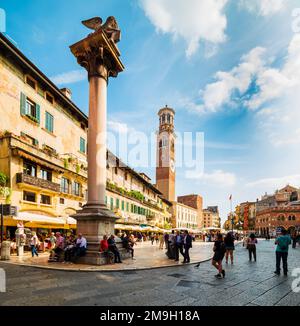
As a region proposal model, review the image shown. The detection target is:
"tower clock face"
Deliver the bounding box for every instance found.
[170,159,175,173]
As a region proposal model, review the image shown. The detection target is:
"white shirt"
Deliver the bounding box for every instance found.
[76,237,87,248]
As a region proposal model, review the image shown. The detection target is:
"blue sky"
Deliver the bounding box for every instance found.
[2,0,300,223]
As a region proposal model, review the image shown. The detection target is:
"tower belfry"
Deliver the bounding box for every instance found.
[156,105,176,202]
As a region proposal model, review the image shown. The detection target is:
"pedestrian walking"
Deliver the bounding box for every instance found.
[30,232,39,257]
[182,230,192,264]
[224,232,235,264]
[247,233,257,262]
[159,233,164,250]
[212,233,226,279]
[164,233,169,249]
[274,229,291,276]
[174,231,184,262]
[150,234,155,245]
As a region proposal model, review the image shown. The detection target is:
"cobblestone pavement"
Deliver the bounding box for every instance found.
[0,240,299,306]
[3,241,214,271]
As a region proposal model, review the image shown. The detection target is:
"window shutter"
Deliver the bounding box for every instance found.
[20,92,26,116]
[36,104,40,124]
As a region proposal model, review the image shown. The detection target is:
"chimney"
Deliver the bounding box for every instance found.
[60,88,72,100]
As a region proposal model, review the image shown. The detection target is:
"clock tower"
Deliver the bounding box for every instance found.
[156,105,176,202]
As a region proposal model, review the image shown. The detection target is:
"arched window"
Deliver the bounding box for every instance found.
[162,114,166,123]
[159,140,162,148]
[167,114,171,123]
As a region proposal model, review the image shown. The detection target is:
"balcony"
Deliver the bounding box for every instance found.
[16,173,60,193]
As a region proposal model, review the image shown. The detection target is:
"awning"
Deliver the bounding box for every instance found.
[15,212,66,225]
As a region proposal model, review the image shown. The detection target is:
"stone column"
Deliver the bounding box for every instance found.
[70,18,124,265]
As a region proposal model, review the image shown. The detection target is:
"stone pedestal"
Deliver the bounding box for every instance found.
[70,18,124,265]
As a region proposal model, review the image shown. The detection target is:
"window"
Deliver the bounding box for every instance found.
[72,182,81,196]
[116,198,120,209]
[23,191,36,202]
[80,137,86,154]
[126,202,129,212]
[110,198,114,210]
[60,177,70,193]
[59,198,65,205]
[45,112,54,133]
[114,167,118,175]
[45,92,54,104]
[25,99,36,117]
[20,93,40,123]
[121,201,125,211]
[23,160,37,177]
[40,169,52,182]
[25,75,37,90]
[41,194,51,205]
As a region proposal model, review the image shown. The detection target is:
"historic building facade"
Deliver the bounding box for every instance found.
[177,194,203,228]
[171,202,199,230]
[255,185,300,235]
[240,202,256,232]
[0,33,171,237]
[202,206,221,229]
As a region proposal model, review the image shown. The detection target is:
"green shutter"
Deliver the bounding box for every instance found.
[20,92,26,116]
[45,112,54,132]
[36,104,40,124]
[80,138,86,153]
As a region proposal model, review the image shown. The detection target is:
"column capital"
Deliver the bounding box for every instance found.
[70,29,124,81]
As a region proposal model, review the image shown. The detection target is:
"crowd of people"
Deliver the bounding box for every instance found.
[210,228,297,279]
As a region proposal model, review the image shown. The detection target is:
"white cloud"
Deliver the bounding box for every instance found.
[239,0,286,16]
[140,0,228,58]
[51,70,86,85]
[108,121,131,134]
[193,170,237,187]
[191,46,268,113]
[246,174,300,189]
[184,33,300,147]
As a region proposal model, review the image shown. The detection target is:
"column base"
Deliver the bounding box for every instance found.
[71,205,130,265]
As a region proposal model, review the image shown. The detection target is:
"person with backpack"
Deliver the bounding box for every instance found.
[212,233,226,279]
[274,229,291,276]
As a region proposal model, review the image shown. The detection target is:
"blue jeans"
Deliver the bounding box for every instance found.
[31,245,38,257]
[276,251,288,274]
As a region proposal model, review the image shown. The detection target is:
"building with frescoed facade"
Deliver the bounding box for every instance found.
[0,32,171,238]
